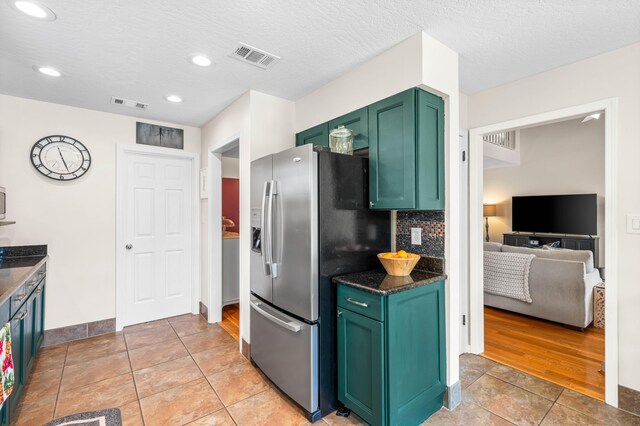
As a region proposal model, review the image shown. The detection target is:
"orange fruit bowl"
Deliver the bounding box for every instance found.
[377,251,420,276]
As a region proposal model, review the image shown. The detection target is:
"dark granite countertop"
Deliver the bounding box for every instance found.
[333,269,447,295]
[0,247,48,306]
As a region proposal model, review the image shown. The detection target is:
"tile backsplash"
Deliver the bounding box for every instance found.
[396,210,445,272]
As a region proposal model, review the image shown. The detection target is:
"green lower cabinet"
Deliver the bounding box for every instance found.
[337,308,385,426]
[295,123,329,148]
[337,281,446,426]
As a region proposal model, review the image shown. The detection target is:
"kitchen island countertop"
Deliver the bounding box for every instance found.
[333,269,446,296]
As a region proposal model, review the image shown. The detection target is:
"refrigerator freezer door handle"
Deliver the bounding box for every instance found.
[261,181,271,276]
[267,180,279,278]
[250,300,302,332]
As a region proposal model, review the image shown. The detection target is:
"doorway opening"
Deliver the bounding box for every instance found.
[468,99,618,406]
[207,137,241,342]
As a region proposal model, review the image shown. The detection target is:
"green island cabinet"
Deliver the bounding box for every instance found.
[336,281,446,426]
[295,88,444,211]
[0,263,46,426]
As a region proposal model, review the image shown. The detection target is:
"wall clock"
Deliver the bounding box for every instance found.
[30,135,91,181]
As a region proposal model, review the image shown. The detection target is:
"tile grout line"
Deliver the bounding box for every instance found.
[51,344,70,420]
[537,401,557,425]
[167,316,230,424]
[123,332,146,426]
[481,370,563,403]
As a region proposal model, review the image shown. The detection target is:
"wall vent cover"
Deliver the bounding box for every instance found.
[230,43,280,70]
[111,97,148,110]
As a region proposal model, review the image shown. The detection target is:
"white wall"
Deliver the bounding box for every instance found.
[468,43,640,392]
[200,91,294,343]
[200,92,250,318]
[460,93,468,130]
[484,118,605,266]
[0,94,201,330]
[222,157,239,178]
[296,33,423,131]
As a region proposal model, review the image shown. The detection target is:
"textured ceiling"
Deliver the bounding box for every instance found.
[1,0,639,126]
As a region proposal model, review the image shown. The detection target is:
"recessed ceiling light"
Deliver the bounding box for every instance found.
[189,54,212,67]
[32,65,61,77]
[165,95,182,103]
[10,0,56,20]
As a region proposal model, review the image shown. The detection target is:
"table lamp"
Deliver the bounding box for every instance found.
[483,204,497,242]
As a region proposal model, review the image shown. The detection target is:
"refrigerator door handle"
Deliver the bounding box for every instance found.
[250,300,302,333]
[261,181,271,276]
[267,180,279,278]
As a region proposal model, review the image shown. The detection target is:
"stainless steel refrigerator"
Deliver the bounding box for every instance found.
[250,144,390,421]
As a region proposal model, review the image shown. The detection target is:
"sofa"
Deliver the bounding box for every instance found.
[483,242,602,329]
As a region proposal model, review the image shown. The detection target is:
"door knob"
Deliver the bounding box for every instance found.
[125,244,133,250]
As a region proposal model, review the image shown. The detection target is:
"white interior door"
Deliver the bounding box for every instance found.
[121,151,195,326]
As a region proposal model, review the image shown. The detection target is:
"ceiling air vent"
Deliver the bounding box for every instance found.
[110,97,148,110]
[231,43,280,70]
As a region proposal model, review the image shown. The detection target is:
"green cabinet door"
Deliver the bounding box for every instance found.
[337,308,385,426]
[329,107,369,151]
[295,123,329,148]
[368,90,416,210]
[386,281,446,425]
[416,90,445,210]
[34,281,45,352]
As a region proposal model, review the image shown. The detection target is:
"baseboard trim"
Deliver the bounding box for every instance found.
[199,301,208,319]
[619,385,640,416]
[242,339,250,360]
[443,381,462,410]
[43,318,116,347]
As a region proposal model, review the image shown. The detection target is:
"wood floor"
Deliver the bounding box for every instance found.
[219,303,240,341]
[483,306,605,400]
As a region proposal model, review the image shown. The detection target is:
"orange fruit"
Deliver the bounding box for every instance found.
[396,250,408,258]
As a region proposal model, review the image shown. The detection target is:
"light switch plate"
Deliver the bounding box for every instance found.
[627,214,640,234]
[411,227,422,245]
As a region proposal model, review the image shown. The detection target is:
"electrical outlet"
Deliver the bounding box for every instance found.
[411,227,422,245]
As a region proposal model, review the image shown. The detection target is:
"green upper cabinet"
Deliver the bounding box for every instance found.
[295,122,329,148]
[415,89,445,210]
[368,90,416,210]
[328,107,369,151]
[369,88,444,211]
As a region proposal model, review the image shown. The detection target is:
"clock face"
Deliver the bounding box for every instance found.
[31,135,91,181]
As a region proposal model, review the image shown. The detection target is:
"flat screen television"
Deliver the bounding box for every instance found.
[512,194,597,235]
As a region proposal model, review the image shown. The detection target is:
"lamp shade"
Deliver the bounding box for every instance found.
[483,204,497,217]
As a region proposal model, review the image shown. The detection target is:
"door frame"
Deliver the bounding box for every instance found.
[468,98,619,406]
[115,144,201,331]
[459,129,469,354]
[207,135,240,324]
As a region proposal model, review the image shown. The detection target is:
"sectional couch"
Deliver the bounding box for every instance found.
[484,242,602,329]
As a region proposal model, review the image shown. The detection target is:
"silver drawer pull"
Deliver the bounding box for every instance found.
[15,310,27,321]
[14,294,27,303]
[35,288,43,294]
[250,300,302,333]
[346,297,368,308]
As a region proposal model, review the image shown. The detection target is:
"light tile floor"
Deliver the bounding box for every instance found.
[425,354,640,426]
[12,315,640,426]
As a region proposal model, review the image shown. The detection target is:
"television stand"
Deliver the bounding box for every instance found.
[503,232,599,268]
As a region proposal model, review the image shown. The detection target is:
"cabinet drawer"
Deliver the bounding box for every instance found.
[337,285,384,322]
